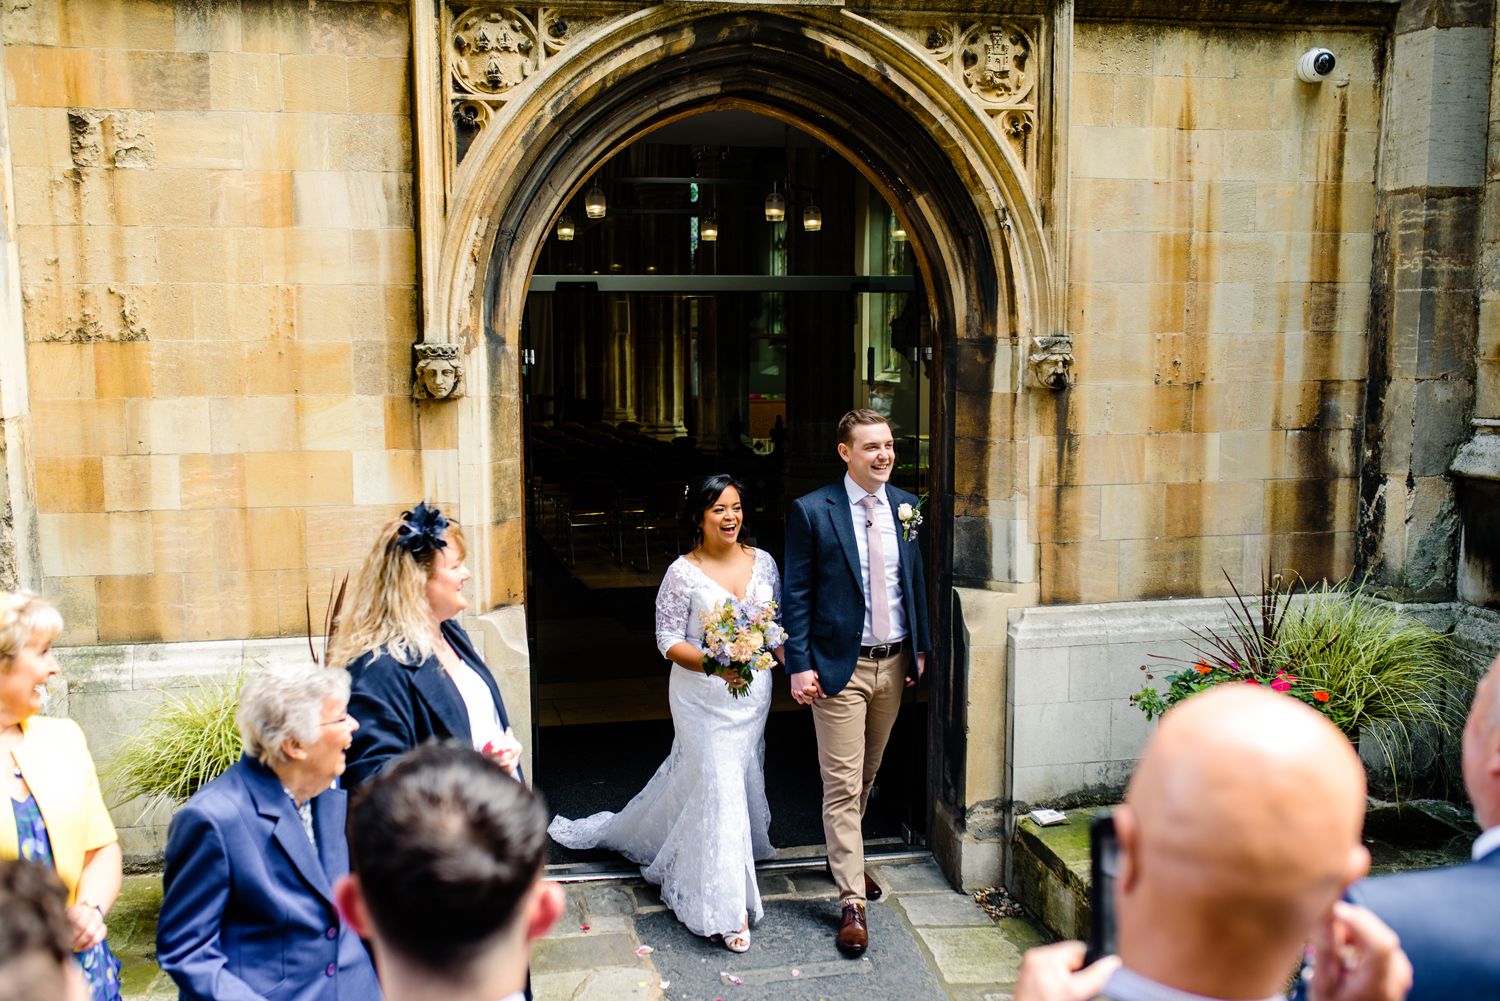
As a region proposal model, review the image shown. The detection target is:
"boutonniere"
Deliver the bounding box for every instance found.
[897,496,926,542]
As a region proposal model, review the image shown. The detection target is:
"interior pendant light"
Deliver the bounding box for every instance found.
[584,182,607,219]
[802,203,822,232]
[764,182,785,223]
[701,213,719,242]
[556,214,576,241]
[892,223,908,242]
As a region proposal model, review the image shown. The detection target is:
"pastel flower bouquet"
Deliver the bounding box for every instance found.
[699,596,787,699]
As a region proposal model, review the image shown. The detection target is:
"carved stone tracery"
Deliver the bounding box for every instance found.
[881,16,1042,184]
[446,5,629,164]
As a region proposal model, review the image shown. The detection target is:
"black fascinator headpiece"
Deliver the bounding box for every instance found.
[395,501,449,560]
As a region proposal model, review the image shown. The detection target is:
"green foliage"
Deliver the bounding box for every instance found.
[107,675,244,810]
[1130,573,1473,795]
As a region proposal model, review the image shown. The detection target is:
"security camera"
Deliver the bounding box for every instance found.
[1296,48,1337,83]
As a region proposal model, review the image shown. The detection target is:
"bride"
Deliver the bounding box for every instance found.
[548,474,782,953]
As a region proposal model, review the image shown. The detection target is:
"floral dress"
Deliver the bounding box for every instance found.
[12,794,123,1001]
[549,549,780,938]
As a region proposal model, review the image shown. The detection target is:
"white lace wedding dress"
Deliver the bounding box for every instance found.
[548,549,779,939]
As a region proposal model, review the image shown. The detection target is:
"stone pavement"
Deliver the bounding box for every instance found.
[116,856,1047,1000]
[535,857,1047,1001]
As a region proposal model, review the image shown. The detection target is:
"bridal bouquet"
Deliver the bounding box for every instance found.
[699,596,786,699]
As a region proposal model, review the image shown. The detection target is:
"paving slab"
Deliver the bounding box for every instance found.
[568,964,666,1001]
[870,859,953,893]
[636,898,946,1001]
[914,920,1047,986]
[534,931,648,972]
[896,891,995,927]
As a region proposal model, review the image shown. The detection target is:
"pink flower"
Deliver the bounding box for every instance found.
[1271,677,1292,693]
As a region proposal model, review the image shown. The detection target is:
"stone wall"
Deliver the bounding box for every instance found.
[2,0,438,647]
[0,22,39,593]
[1360,3,1492,600]
[1042,23,1381,602]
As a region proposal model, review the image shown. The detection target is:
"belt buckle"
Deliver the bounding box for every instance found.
[869,642,892,659]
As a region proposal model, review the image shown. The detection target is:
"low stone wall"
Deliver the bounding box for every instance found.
[54,606,531,865]
[1007,597,1239,808]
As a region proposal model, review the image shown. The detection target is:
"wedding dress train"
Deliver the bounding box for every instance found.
[548,550,779,938]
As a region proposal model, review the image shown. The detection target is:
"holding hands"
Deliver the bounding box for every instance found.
[789,669,824,705]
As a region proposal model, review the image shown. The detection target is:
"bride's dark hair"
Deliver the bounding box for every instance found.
[681,473,748,545]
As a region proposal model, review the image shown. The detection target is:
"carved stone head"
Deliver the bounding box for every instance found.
[1028,334,1075,390]
[413,343,465,400]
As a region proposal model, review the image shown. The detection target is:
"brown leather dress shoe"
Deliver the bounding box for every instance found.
[825,861,883,901]
[837,902,869,956]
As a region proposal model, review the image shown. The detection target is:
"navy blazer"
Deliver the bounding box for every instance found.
[782,480,932,697]
[1340,850,1500,999]
[157,756,380,1001]
[343,618,516,792]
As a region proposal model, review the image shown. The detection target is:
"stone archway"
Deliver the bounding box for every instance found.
[438,6,1056,885]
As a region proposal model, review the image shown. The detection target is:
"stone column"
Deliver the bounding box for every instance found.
[1357,1,1494,600]
[601,295,636,422]
[637,297,687,439]
[1452,17,1500,612]
[0,34,39,592]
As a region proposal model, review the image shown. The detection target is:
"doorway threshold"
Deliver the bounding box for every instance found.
[546,839,929,883]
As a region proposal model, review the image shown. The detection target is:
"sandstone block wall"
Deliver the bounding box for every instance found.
[2,0,451,646]
[1042,24,1381,603]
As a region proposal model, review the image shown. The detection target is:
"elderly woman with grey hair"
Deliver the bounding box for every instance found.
[156,664,381,1001]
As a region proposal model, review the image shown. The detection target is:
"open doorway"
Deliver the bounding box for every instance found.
[522,111,933,865]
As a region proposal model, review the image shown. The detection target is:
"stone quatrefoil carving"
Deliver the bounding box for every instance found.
[441,7,1043,178]
[882,17,1041,182]
[447,5,612,162]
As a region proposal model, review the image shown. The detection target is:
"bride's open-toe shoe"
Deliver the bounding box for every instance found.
[721,924,751,953]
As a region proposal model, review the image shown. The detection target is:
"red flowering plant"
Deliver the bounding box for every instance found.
[1130,570,1472,794]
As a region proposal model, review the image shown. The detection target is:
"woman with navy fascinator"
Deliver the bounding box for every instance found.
[331,502,524,792]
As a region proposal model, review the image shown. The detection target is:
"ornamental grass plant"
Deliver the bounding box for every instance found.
[1131,573,1473,795]
[106,674,244,810]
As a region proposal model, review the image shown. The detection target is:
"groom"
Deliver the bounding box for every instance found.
[782,408,931,957]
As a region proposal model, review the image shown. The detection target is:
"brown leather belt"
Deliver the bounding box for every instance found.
[860,639,906,659]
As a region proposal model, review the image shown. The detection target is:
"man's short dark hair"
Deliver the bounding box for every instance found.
[348,742,549,972]
[836,408,891,446]
[0,859,75,1001]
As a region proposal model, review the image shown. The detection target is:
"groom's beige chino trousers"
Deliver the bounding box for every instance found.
[812,646,910,905]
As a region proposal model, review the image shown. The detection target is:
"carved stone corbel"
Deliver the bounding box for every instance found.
[413,342,466,400]
[1028,334,1074,389]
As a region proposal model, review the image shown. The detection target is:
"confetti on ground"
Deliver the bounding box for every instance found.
[636,944,654,956]
[791,969,800,977]
[720,971,744,986]
[580,924,590,931]
[659,980,670,990]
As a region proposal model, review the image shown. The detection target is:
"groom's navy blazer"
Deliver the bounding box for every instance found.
[157,755,380,1001]
[344,618,518,791]
[782,480,931,697]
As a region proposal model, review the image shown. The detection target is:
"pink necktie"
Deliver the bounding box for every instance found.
[860,495,889,642]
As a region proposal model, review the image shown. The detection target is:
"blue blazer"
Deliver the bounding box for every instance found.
[343,618,516,792]
[157,756,380,1001]
[1341,851,1500,999]
[782,481,931,697]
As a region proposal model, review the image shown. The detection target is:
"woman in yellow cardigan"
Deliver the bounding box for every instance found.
[0,591,123,1001]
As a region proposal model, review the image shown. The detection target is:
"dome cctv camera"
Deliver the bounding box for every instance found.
[1296,48,1337,83]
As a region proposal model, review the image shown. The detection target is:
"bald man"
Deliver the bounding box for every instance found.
[1014,685,1411,1001]
[1322,652,1500,999]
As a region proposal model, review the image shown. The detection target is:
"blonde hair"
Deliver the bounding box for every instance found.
[237,663,352,768]
[836,408,891,445]
[328,515,467,670]
[0,592,63,671]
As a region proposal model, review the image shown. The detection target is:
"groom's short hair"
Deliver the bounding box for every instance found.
[837,408,890,445]
[348,741,549,972]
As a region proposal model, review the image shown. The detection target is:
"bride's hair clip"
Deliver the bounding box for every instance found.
[395,501,449,559]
